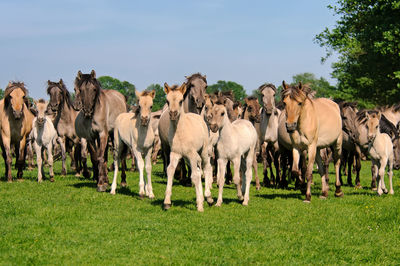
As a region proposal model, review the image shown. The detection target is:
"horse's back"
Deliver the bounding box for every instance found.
[103,90,127,131]
[314,98,342,146]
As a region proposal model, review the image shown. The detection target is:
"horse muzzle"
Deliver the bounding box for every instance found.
[13,110,23,119]
[141,117,150,126]
[265,108,273,115]
[169,111,179,121]
[210,124,219,133]
[285,122,297,133]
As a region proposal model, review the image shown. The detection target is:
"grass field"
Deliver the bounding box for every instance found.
[0,156,400,265]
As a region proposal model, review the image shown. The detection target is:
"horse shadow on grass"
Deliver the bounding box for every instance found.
[255,192,303,200]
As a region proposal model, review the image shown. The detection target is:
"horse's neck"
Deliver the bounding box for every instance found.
[382,108,400,126]
[219,115,234,139]
[169,107,186,133]
[298,99,316,132]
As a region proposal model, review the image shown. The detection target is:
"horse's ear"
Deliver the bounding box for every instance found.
[282,81,288,90]
[164,82,170,94]
[179,83,187,95]
[204,94,209,101]
[59,79,64,85]
[150,90,156,99]
[90,70,96,79]
[135,90,141,99]
[48,80,51,85]
[377,111,381,120]
[298,82,302,90]
[77,70,82,80]
[203,75,207,79]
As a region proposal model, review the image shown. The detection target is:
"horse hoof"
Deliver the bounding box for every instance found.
[197,207,204,212]
[96,184,107,192]
[50,177,55,182]
[256,185,261,191]
[238,195,244,201]
[335,191,344,198]
[75,173,81,177]
[319,195,327,200]
[206,197,214,206]
[355,184,363,189]
[303,200,311,203]
[139,194,145,199]
[121,182,127,188]
[372,187,377,191]
[83,171,91,179]
[242,201,248,206]
[61,170,66,176]
[215,201,222,207]
[163,203,172,210]
[110,190,116,195]
[383,189,388,194]
[148,194,155,200]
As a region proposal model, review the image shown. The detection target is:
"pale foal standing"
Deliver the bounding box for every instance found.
[366,111,394,195]
[163,83,213,212]
[31,99,58,182]
[111,90,156,198]
[209,103,258,206]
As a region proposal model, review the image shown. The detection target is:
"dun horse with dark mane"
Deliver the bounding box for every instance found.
[0,82,35,181]
[74,70,127,192]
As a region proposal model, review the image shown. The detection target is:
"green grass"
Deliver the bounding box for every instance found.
[0,157,400,265]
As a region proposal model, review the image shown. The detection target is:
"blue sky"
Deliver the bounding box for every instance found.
[0,0,338,99]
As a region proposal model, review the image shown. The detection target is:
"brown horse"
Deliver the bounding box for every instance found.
[0,82,35,181]
[281,81,343,202]
[47,79,90,178]
[74,70,127,192]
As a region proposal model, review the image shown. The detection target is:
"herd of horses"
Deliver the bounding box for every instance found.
[1,71,399,211]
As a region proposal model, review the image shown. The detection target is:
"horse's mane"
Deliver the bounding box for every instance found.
[338,101,358,110]
[246,96,258,101]
[75,71,102,99]
[281,82,313,101]
[356,110,379,125]
[380,114,399,140]
[275,101,285,110]
[4,81,29,107]
[233,101,241,109]
[37,98,46,104]
[46,80,74,108]
[258,83,276,93]
[184,73,207,99]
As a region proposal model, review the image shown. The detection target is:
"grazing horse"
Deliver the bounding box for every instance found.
[111,90,156,198]
[242,96,261,190]
[209,103,257,206]
[0,82,35,181]
[259,84,282,187]
[47,79,90,178]
[281,81,343,202]
[31,99,57,182]
[365,111,394,195]
[159,73,208,185]
[74,70,127,192]
[163,83,213,212]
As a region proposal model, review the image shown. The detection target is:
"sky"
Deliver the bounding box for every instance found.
[0,0,339,99]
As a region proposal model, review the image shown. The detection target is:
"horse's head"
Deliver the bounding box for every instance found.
[34,99,48,125]
[340,102,359,141]
[203,94,214,123]
[281,81,308,133]
[46,79,66,113]
[209,103,227,133]
[232,101,243,120]
[259,83,276,114]
[365,111,381,143]
[244,97,261,123]
[165,82,186,121]
[135,90,155,126]
[74,70,101,118]
[185,73,207,113]
[4,82,28,120]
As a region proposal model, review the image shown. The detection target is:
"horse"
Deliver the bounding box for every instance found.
[47,79,90,178]
[159,73,208,185]
[31,99,58,182]
[281,81,343,202]
[365,111,394,195]
[209,102,258,206]
[258,83,282,187]
[111,90,156,198]
[0,82,35,181]
[74,70,127,192]
[242,96,262,190]
[163,82,213,212]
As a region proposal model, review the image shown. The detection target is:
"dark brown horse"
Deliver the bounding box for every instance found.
[47,79,90,178]
[0,82,35,181]
[74,70,127,191]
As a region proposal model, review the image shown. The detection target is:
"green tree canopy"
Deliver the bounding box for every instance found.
[0,88,4,99]
[146,84,165,111]
[207,80,247,102]
[98,76,136,106]
[315,0,400,106]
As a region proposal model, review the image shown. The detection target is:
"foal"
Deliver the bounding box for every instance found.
[163,83,213,212]
[366,112,394,195]
[31,100,58,182]
[111,90,156,198]
[209,103,258,206]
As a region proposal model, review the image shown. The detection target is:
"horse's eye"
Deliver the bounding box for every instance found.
[376,126,378,129]
[205,106,208,111]
[248,107,252,111]
[298,102,302,106]
[221,112,225,116]
[342,117,347,120]
[166,100,169,106]
[179,100,183,105]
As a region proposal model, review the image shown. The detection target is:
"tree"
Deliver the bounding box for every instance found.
[146,84,165,111]
[97,76,136,105]
[207,80,247,102]
[315,0,400,107]
[0,88,3,99]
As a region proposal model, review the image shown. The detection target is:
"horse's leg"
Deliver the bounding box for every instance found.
[33,142,43,182]
[378,157,388,195]
[304,144,317,202]
[242,148,255,206]
[164,152,182,210]
[388,153,394,195]
[16,138,27,179]
[262,143,270,186]
[347,151,354,187]
[201,147,213,205]
[292,148,302,190]
[216,157,228,207]
[27,142,35,170]
[232,156,243,201]
[332,138,343,198]
[57,137,67,176]
[355,146,362,189]
[74,141,82,176]
[253,152,260,190]
[88,142,99,183]
[225,161,233,185]
[189,152,204,212]
[151,137,161,165]
[96,131,109,192]
[132,147,146,198]
[1,135,12,182]
[110,131,123,195]
[314,149,328,198]
[144,147,155,199]
[47,142,55,182]
[371,161,378,191]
